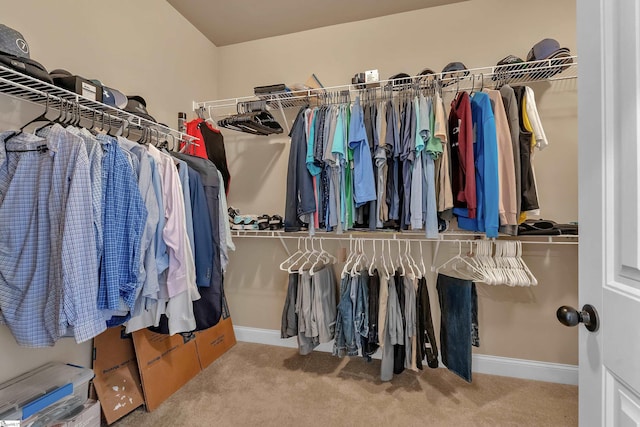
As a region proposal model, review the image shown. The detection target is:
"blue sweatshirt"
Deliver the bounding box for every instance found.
[455,92,500,237]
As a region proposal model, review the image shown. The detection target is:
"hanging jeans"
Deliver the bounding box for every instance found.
[333,275,358,357]
[281,273,298,339]
[436,273,479,383]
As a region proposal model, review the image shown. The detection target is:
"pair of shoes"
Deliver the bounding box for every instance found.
[229,211,259,230]
[269,215,283,230]
[257,214,270,230]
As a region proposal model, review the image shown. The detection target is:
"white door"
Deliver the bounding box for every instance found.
[577,0,640,425]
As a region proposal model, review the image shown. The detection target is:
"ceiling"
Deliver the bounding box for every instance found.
[167,0,466,47]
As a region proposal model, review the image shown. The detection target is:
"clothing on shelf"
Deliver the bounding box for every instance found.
[0,122,234,348]
[283,85,549,237]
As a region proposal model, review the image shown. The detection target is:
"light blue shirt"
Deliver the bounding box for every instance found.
[0,127,106,346]
[348,97,377,207]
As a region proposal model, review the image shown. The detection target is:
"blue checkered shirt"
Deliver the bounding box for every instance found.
[0,126,106,346]
[96,134,148,312]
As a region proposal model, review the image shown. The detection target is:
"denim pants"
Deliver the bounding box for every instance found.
[333,275,357,357]
[436,273,479,383]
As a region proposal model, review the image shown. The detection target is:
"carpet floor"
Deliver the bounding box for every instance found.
[113,342,578,426]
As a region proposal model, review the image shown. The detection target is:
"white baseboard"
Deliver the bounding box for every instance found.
[471,354,577,385]
[233,326,578,385]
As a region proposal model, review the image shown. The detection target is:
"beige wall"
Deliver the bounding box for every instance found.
[0,0,218,383]
[220,0,579,365]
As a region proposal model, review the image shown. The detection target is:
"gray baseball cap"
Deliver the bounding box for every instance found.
[0,24,30,59]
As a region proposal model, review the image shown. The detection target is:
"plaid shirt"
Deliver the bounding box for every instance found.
[96,134,147,312]
[0,126,106,346]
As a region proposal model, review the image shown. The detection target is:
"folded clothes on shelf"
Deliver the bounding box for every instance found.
[517,219,578,235]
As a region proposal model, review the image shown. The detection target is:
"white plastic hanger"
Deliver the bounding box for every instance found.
[288,237,313,273]
[368,239,378,276]
[386,239,396,274]
[419,241,427,278]
[280,238,304,272]
[435,241,485,282]
[341,238,357,278]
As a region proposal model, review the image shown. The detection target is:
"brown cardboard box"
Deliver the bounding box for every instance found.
[92,327,144,425]
[195,316,236,370]
[131,329,201,412]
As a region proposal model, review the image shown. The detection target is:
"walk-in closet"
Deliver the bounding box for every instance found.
[0,0,638,425]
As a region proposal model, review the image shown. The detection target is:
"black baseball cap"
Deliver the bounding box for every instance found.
[124,95,156,123]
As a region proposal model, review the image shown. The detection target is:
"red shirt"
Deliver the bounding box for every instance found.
[182,118,219,159]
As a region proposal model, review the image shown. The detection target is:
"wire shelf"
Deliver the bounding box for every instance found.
[0,65,197,142]
[230,229,578,245]
[194,56,577,115]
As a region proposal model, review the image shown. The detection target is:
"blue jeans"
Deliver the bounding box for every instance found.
[333,275,358,357]
[436,274,479,383]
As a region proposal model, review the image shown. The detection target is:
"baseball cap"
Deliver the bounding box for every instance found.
[90,79,127,109]
[0,23,52,83]
[387,72,412,90]
[527,38,571,62]
[527,39,573,78]
[417,68,436,82]
[124,95,156,123]
[441,62,469,86]
[492,55,527,81]
[0,24,30,58]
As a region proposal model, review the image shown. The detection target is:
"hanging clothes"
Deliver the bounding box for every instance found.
[284,108,315,232]
[448,92,476,218]
[514,86,540,215]
[498,85,523,234]
[484,89,518,235]
[0,115,233,348]
[184,118,231,195]
[455,91,500,238]
[437,273,479,383]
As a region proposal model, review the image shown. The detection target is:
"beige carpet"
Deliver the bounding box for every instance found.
[113,342,577,427]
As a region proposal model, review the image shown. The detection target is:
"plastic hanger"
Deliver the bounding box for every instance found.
[402,240,416,279]
[387,239,396,274]
[419,241,427,279]
[341,238,356,278]
[435,241,484,282]
[287,237,311,273]
[279,238,303,271]
[368,240,378,276]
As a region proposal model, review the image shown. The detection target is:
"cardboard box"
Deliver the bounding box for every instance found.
[195,316,236,370]
[92,328,144,425]
[50,399,101,427]
[131,329,201,412]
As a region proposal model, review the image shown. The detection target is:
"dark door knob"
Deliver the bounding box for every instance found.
[556,304,599,332]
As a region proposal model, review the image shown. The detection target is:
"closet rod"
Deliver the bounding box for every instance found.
[194,56,577,113]
[230,231,578,245]
[0,64,197,144]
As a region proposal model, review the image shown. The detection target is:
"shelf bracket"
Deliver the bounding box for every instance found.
[275,97,290,134]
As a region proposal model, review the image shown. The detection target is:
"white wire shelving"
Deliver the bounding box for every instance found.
[231,229,578,245]
[194,56,577,116]
[0,64,197,143]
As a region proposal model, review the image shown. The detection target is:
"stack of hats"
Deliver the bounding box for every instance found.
[0,23,52,83]
[494,38,573,82]
[386,37,572,90]
[0,22,158,124]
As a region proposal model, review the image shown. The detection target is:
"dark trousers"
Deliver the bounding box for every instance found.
[436,274,479,382]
